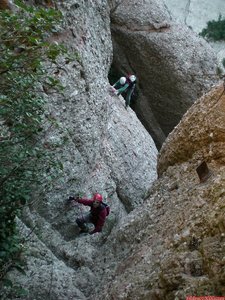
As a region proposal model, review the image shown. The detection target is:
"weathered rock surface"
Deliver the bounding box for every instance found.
[164,0,225,33]
[5,0,157,299]
[110,0,218,148]
[163,0,225,73]
[4,0,225,300]
[158,81,225,176]
[91,82,225,300]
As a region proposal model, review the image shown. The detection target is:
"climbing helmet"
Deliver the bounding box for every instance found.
[93,193,103,202]
[119,77,126,85]
[129,75,136,82]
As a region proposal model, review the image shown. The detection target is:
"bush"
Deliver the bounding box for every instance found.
[0,0,66,295]
[200,14,225,41]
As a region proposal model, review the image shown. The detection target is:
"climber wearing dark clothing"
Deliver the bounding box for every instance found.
[75,193,108,234]
[112,74,137,108]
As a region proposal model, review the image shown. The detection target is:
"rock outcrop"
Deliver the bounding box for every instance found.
[5,0,157,298]
[91,82,225,300]
[4,0,225,299]
[163,0,225,74]
[11,83,225,299]
[158,81,225,176]
[110,0,218,148]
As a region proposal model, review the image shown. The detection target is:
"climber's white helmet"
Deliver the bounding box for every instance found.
[119,77,126,85]
[129,75,136,82]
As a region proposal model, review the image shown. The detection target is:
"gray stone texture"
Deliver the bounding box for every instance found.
[6,0,157,299]
[164,0,225,73]
[110,0,218,148]
[4,0,225,299]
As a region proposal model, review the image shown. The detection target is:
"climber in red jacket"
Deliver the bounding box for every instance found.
[71,193,109,234]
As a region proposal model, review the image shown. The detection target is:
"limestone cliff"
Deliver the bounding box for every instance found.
[4,0,225,299]
[110,0,218,148]
[95,82,225,299]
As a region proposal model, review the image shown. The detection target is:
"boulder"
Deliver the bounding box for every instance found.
[110,0,218,148]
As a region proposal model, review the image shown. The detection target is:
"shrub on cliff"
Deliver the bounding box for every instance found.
[0,1,66,297]
[200,14,225,41]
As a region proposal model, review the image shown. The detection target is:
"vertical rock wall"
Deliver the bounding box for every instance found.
[9,1,158,298]
[110,0,219,148]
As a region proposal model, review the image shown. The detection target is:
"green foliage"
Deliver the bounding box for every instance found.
[0,0,66,294]
[200,14,225,41]
[1,279,29,300]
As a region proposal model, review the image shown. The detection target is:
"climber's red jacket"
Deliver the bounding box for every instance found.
[77,198,107,233]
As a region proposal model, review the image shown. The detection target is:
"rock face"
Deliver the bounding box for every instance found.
[163,0,225,74]
[110,0,218,148]
[158,81,225,176]
[6,0,157,299]
[91,82,225,300]
[164,0,225,34]
[36,0,158,213]
[5,1,225,300]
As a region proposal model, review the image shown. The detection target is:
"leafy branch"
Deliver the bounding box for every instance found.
[200,14,225,41]
[0,1,70,296]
